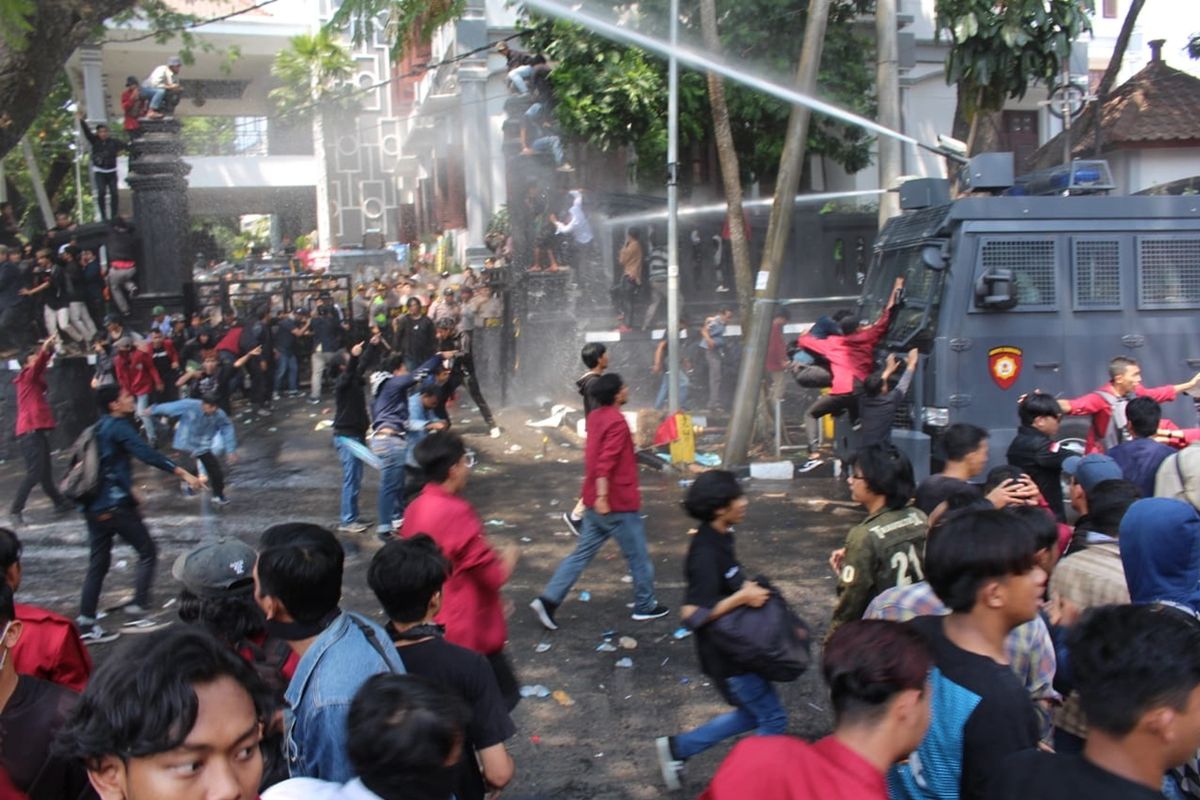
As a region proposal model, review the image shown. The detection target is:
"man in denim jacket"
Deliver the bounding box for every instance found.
[254,523,405,781]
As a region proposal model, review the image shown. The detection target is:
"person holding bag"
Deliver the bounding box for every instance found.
[655,470,788,791]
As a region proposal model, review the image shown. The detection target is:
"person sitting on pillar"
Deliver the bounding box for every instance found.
[105,216,140,316]
[520,103,572,173]
[498,41,541,95]
[141,55,183,119]
[76,111,127,221]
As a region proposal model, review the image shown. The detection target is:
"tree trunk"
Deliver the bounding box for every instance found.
[724,0,834,467]
[698,0,753,328]
[0,0,139,160]
[1091,0,1145,157]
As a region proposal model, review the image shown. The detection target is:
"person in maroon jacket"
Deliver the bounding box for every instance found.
[796,276,904,430]
[113,336,163,444]
[1,528,98,687]
[531,373,669,630]
[8,335,72,523]
[401,432,521,709]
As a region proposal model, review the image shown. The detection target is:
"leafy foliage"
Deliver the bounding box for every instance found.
[934,0,1094,120]
[1,73,95,231]
[520,0,876,188]
[328,0,463,58]
[268,30,359,123]
[0,0,36,49]
[1189,32,1199,60]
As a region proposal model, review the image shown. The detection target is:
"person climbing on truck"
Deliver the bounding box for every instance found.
[1057,356,1200,454]
[795,277,904,456]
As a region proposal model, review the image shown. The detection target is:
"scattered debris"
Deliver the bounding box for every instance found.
[507,444,522,453]
[694,452,721,467]
[672,627,692,640]
[519,685,551,699]
[485,519,507,527]
[679,677,690,685]
[552,690,575,707]
[534,642,552,653]
[620,575,632,583]
[618,636,637,650]
[520,537,533,543]
[596,642,618,652]
[530,735,542,745]
[579,591,591,602]
[615,657,633,668]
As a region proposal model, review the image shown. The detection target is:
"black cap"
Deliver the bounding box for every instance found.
[172,538,257,597]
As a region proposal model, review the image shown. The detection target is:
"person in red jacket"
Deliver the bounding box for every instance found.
[1,528,97,688]
[401,431,521,709]
[796,277,904,431]
[1057,355,1200,453]
[119,75,145,136]
[8,335,72,522]
[113,336,163,444]
[531,373,669,631]
[701,619,933,800]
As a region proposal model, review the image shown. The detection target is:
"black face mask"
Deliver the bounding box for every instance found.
[264,608,340,642]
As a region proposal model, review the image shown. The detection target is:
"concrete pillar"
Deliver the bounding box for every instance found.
[79,45,108,124]
[457,11,492,264]
[127,118,191,320]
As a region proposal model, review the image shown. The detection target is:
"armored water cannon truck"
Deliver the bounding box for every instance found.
[859,152,1200,476]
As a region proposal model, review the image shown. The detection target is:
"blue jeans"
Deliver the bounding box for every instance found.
[335,436,365,525]
[275,353,298,392]
[370,434,407,532]
[508,65,533,94]
[672,672,787,760]
[542,509,658,614]
[654,370,690,411]
[140,85,167,111]
[532,135,563,166]
[135,393,155,444]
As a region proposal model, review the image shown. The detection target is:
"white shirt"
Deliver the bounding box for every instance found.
[147,64,179,90]
[263,777,383,800]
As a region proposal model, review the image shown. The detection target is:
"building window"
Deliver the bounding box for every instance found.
[999,111,1040,173]
[1102,0,1117,17]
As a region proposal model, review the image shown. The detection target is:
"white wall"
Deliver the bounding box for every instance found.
[1089,0,1200,82]
[1109,147,1200,194]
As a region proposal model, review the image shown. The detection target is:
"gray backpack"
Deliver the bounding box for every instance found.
[1096,390,1129,451]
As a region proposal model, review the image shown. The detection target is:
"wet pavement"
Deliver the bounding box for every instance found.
[6,395,855,798]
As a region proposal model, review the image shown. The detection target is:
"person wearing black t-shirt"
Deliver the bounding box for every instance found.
[889,508,1044,800]
[655,470,782,791]
[989,604,1200,800]
[0,584,93,800]
[368,535,516,800]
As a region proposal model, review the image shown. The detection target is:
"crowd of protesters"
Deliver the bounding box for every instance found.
[8,240,1200,800]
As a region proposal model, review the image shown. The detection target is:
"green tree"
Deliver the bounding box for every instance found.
[934,0,1093,153]
[519,0,875,191]
[1189,33,1199,59]
[328,0,463,57]
[270,29,357,251]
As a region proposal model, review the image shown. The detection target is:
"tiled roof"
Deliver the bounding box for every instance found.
[1027,56,1200,170]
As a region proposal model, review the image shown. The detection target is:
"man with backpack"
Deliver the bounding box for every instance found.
[1057,356,1200,453]
[72,384,204,642]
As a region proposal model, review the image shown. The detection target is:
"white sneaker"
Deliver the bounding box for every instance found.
[489,427,501,438]
[337,521,370,534]
[79,624,120,644]
[656,737,683,791]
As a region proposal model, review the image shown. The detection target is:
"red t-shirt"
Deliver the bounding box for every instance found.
[11,604,92,693]
[701,735,887,800]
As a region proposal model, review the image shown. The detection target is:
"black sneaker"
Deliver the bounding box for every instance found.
[562,512,582,536]
[530,597,559,631]
[632,604,671,621]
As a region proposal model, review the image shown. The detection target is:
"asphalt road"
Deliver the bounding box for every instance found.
[6,394,855,798]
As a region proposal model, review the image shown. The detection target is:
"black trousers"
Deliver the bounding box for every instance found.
[10,430,66,514]
[93,170,119,220]
[248,357,273,408]
[194,451,224,499]
[807,391,861,424]
[80,506,157,618]
[440,355,496,428]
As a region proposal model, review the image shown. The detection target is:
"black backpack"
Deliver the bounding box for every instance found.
[59,424,101,506]
[708,583,812,682]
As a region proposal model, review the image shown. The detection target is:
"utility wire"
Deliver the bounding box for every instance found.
[106,0,283,44]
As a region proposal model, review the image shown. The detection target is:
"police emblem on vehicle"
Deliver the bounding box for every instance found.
[987,346,1022,390]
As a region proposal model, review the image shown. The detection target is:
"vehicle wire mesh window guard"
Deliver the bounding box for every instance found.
[1073,239,1121,309]
[979,238,1056,310]
[1138,238,1200,309]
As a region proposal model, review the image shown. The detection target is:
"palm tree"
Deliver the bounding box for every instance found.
[270,29,357,252]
